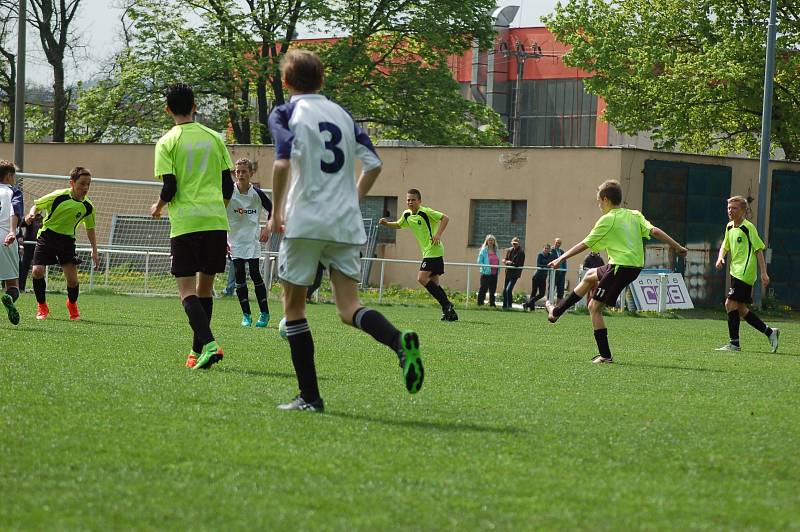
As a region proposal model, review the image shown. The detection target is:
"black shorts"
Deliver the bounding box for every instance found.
[420,256,445,275]
[727,276,753,304]
[32,230,80,266]
[170,230,227,277]
[593,264,642,306]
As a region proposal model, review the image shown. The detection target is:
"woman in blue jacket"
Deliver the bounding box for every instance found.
[476,234,501,307]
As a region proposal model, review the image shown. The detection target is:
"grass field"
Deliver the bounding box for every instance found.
[1,293,799,530]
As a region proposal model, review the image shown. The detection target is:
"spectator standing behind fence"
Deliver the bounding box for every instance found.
[552,237,567,305]
[476,234,500,307]
[501,237,525,310]
[17,212,42,292]
[523,242,552,311]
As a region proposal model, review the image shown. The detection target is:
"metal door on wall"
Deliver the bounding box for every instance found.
[768,171,800,308]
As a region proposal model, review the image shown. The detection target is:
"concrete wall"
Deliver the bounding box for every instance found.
[2,142,792,297]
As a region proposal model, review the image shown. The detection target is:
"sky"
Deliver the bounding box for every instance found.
[22,0,560,84]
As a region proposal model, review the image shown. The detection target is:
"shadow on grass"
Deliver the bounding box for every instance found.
[214,367,329,380]
[616,361,725,373]
[74,318,154,329]
[327,410,526,435]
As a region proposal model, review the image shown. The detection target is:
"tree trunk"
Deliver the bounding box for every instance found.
[52,63,66,142]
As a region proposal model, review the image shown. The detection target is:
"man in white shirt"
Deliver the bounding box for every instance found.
[268,49,424,412]
[0,160,22,325]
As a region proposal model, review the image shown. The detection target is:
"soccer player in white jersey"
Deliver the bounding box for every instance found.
[268,49,424,412]
[0,160,22,325]
[227,157,273,328]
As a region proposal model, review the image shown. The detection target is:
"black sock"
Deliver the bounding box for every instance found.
[33,277,46,304]
[183,295,214,348]
[236,284,251,315]
[727,310,741,346]
[594,328,612,359]
[554,290,582,317]
[254,282,269,313]
[352,307,402,356]
[67,284,79,304]
[199,296,213,324]
[5,286,19,302]
[286,319,320,402]
[424,280,450,309]
[744,311,771,336]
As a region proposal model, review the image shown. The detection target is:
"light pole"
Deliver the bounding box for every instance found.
[14,0,26,171]
[498,40,556,147]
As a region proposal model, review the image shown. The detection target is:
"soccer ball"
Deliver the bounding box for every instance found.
[278,317,288,340]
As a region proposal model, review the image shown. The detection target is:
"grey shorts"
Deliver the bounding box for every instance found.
[0,239,19,281]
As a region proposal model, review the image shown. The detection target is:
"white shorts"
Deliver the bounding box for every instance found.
[278,238,361,286]
[0,239,19,281]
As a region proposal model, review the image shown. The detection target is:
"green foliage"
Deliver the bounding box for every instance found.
[545,0,800,158]
[1,294,799,528]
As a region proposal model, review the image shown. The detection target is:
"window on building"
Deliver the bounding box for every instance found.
[469,199,527,247]
[360,196,397,244]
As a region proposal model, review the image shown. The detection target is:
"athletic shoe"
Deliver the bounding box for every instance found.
[591,355,613,364]
[36,302,50,320]
[714,343,741,352]
[241,313,253,327]
[545,300,558,323]
[185,353,198,369]
[66,300,80,321]
[277,395,325,412]
[1,293,19,325]
[441,303,458,322]
[255,312,270,328]
[194,340,224,370]
[398,330,424,394]
[769,328,780,353]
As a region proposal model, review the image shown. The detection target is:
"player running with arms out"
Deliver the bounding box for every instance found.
[268,49,423,412]
[227,157,272,328]
[26,167,100,321]
[151,83,235,370]
[379,189,458,321]
[544,179,688,364]
[714,195,779,353]
[0,160,22,324]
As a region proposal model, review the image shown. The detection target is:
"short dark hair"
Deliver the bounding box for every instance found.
[165,83,195,116]
[69,166,92,181]
[236,158,255,172]
[0,160,16,182]
[280,50,324,93]
[407,188,421,200]
[597,179,623,205]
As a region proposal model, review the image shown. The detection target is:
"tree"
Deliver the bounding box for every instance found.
[0,0,17,142]
[545,0,800,158]
[28,0,85,142]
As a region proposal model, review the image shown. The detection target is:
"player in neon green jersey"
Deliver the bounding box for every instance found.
[151,83,234,370]
[26,167,100,321]
[714,195,779,353]
[379,188,458,321]
[545,179,688,364]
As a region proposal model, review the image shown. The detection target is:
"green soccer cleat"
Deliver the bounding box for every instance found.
[194,340,224,370]
[1,293,19,325]
[398,330,424,394]
[241,313,253,327]
[255,312,270,328]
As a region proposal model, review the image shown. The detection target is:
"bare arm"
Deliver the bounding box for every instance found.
[25,205,39,225]
[756,249,769,286]
[86,227,100,268]
[651,227,688,256]
[268,159,291,234]
[432,214,449,245]
[4,215,17,246]
[548,242,588,268]
[715,245,727,270]
[357,166,382,200]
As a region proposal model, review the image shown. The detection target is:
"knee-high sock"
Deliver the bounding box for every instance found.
[424,280,450,309]
[236,283,251,315]
[594,328,612,359]
[199,297,213,324]
[254,282,269,313]
[286,319,320,402]
[727,310,740,345]
[743,310,772,336]
[33,277,46,304]
[352,307,402,357]
[67,284,79,304]
[5,286,19,302]
[554,290,582,317]
[183,295,213,349]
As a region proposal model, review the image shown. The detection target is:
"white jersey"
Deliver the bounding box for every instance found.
[268,94,382,244]
[227,183,271,260]
[0,183,21,234]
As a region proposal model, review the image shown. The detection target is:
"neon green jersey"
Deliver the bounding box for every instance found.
[154,122,234,238]
[583,208,653,267]
[722,218,764,286]
[398,205,445,258]
[35,187,96,238]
